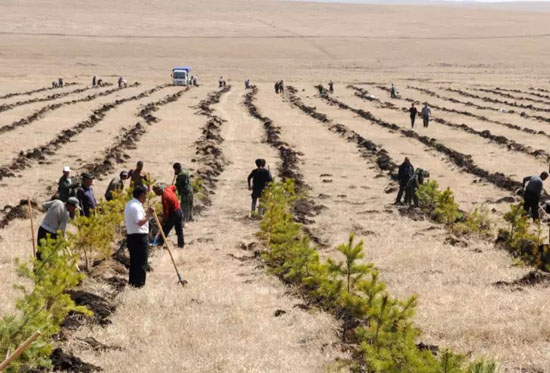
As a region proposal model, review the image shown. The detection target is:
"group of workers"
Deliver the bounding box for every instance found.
[274,80,285,95]
[51,78,64,88]
[37,161,195,287]
[389,83,432,128]
[317,81,335,96]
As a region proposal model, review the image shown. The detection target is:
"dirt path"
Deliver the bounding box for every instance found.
[254,82,550,371]
[71,86,345,372]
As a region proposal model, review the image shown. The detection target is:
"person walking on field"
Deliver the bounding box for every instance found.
[77,173,98,217]
[395,157,414,205]
[125,185,154,287]
[36,197,81,260]
[58,166,77,202]
[153,183,185,248]
[522,172,548,220]
[247,159,273,215]
[409,103,418,128]
[130,161,150,190]
[275,81,280,94]
[391,83,397,98]
[105,171,129,201]
[421,102,432,128]
[173,162,193,222]
[329,80,334,94]
[279,80,284,94]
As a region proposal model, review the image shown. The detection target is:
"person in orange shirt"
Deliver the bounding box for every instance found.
[153,183,184,248]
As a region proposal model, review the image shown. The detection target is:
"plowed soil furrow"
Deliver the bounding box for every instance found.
[71,86,344,372]
[0,83,102,113]
[285,86,512,212]
[408,85,550,124]
[0,84,136,139]
[445,87,550,114]
[350,85,550,162]
[474,87,550,106]
[500,86,550,102]
[253,82,550,372]
[0,82,78,100]
[316,88,547,195]
[0,84,169,182]
[370,84,550,142]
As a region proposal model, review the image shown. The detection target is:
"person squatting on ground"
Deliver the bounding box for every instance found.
[421,102,431,128]
[153,183,185,248]
[125,185,154,287]
[58,166,78,202]
[409,103,418,128]
[522,172,548,220]
[247,159,273,215]
[174,162,193,222]
[405,168,427,207]
[395,157,414,204]
[105,171,129,201]
[36,197,81,260]
[77,173,97,217]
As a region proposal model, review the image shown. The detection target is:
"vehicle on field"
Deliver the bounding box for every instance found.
[172,66,191,86]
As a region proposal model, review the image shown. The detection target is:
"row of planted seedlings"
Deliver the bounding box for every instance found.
[290,86,550,273]
[0,87,196,371]
[257,179,496,372]
[0,186,143,372]
[348,85,550,271]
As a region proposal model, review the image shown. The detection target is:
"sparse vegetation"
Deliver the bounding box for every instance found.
[259,179,496,372]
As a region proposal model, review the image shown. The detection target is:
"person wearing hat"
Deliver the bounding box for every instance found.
[105,171,129,201]
[77,173,98,217]
[57,166,78,203]
[153,183,184,248]
[36,197,81,260]
[125,185,155,287]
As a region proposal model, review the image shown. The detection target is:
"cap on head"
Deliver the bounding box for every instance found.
[541,171,549,180]
[120,171,129,179]
[66,197,82,210]
[63,166,71,172]
[82,173,94,180]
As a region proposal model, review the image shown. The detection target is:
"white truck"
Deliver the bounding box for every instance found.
[172,66,191,86]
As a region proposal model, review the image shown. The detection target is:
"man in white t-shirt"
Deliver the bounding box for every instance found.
[124,185,154,287]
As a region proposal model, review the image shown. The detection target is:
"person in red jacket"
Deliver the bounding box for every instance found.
[153,183,184,248]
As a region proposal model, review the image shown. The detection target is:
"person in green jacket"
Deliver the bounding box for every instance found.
[173,162,194,222]
[57,166,78,202]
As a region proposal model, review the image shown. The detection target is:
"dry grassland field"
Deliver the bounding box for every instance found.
[1,0,550,372]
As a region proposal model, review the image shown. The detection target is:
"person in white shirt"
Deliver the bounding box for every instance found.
[37,197,80,260]
[421,103,432,128]
[124,185,154,287]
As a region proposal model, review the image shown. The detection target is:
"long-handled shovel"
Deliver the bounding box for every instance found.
[152,210,187,287]
[27,198,36,257]
[0,331,41,370]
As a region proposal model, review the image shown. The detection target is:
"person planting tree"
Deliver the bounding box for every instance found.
[405,168,428,207]
[173,162,193,222]
[105,170,129,201]
[153,183,185,248]
[522,171,548,220]
[247,158,273,215]
[36,197,81,260]
[124,185,155,287]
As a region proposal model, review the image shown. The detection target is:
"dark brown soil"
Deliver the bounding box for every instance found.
[494,271,550,288]
[50,348,102,372]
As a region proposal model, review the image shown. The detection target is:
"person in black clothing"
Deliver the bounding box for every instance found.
[409,103,418,128]
[522,172,548,220]
[247,159,273,215]
[395,157,414,204]
[275,81,280,94]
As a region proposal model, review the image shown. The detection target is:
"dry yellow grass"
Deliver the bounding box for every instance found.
[1,0,550,371]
